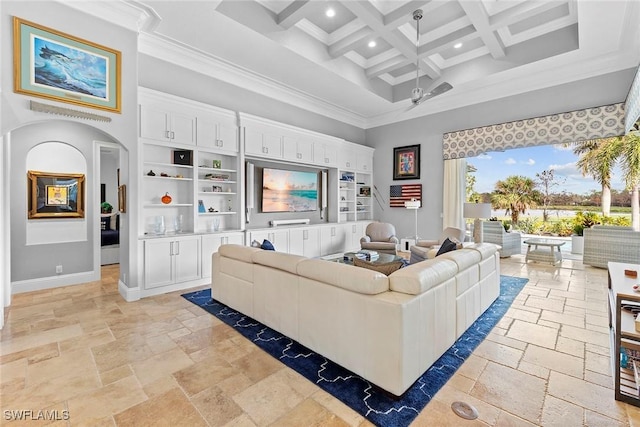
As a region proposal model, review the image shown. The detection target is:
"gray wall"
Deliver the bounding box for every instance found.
[138,54,367,145]
[2,1,138,288]
[366,68,637,242]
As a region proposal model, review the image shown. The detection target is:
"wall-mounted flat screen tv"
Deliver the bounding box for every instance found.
[262,167,318,212]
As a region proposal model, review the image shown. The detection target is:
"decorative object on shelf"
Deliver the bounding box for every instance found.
[174,214,183,233]
[213,185,223,192]
[198,200,206,213]
[212,160,222,169]
[101,201,113,214]
[160,172,169,177]
[405,198,421,241]
[359,186,371,196]
[212,217,220,232]
[205,173,229,181]
[13,17,121,113]
[175,174,183,179]
[172,149,193,166]
[27,170,85,219]
[161,192,172,204]
[154,215,165,234]
[118,185,126,213]
[464,201,492,243]
[208,207,217,213]
[147,170,156,176]
[389,184,422,207]
[393,144,420,180]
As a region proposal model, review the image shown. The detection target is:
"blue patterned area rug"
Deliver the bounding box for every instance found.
[182,275,527,427]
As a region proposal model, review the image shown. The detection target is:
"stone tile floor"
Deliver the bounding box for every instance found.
[2,255,640,426]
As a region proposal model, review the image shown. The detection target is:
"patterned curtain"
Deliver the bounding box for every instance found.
[442,103,625,160]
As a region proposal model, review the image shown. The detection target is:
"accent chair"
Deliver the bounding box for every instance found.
[360,222,399,255]
[481,221,521,257]
[583,225,640,268]
[409,227,465,263]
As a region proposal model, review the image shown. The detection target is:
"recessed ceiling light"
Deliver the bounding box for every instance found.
[453,42,463,49]
[326,8,336,18]
[368,40,377,48]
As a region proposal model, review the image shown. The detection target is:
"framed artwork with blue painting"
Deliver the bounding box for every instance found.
[393,144,420,180]
[13,17,121,113]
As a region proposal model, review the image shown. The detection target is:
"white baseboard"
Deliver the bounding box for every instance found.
[118,280,140,301]
[12,271,99,294]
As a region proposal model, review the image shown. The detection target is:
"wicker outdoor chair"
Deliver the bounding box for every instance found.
[583,225,640,268]
[481,221,522,257]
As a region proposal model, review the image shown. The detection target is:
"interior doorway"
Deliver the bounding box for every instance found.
[98,142,121,267]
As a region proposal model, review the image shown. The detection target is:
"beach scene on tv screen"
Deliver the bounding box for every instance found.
[262,168,318,212]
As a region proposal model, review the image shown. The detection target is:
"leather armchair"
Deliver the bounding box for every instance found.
[360,222,399,255]
[410,227,465,263]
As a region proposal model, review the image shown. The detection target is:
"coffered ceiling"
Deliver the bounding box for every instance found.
[71,1,640,128]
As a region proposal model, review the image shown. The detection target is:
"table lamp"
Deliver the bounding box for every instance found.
[463,202,492,243]
[404,198,421,241]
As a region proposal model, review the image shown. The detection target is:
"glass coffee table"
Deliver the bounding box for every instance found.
[523,238,565,265]
[337,252,406,275]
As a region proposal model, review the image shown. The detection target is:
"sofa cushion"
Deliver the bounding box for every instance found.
[253,250,306,275]
[389,258,458,295]
[297,259,389,295]
[439,248,482,271]
[465,243,498,260]
[219,244,261,263]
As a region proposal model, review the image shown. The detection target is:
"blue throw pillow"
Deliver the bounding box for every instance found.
[100,217,110,231]
[436,237,457,256]
[261,239,275,251]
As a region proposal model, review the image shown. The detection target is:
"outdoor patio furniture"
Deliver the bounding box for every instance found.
[583,225,640,268]
[482,221,522,257]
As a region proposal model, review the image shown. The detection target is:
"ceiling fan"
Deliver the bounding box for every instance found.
[409,9,452,107]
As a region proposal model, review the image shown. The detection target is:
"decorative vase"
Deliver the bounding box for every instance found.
[161,192,172,204]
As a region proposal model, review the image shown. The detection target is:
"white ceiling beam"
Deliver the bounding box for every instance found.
[458,1,505,59]
[276,0,312,29]
[342,1,441,79]
[366,56,412,78]
[328,27,376,58]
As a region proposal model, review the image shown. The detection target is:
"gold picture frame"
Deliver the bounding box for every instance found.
[28,170,85,219]
[13,17,121,113]
[118,184,126,213]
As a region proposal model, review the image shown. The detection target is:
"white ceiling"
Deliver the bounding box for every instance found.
[73,0,640,129]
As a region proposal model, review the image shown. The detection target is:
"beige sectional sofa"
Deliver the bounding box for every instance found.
[212,243,500,396]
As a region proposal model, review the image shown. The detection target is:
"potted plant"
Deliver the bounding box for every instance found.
[101,202,113,214]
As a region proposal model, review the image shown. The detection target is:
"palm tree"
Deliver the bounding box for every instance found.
[491,175,540,225]
[573,133,640,230]
[572,138,619,216]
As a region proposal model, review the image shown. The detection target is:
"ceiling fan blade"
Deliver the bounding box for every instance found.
[414,82,453,104]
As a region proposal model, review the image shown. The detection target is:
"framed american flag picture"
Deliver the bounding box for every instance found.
[389,184,422,207]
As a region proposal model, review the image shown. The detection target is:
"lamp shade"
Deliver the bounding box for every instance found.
[463,202,491,218]
[404,199,421,209]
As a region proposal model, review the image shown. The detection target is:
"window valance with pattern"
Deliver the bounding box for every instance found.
[442,103,625,160]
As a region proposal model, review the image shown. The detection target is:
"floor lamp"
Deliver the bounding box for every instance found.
[463,202,492,243]
[405,198,421,241]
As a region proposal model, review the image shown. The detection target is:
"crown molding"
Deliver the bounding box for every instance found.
[55,0,160,32]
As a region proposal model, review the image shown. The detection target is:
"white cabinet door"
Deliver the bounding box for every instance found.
[339,149,357,170]
[198,114,238,153]
[289,227,321,258]
[314,142,337,167]
[174,236,200,283]
[170,112,197,145]
[140,105,171,142]
[144,239,174,289]
[244,129,282,158]
[202,232,244,278]
[320,225,347,255]
[248,229,289,253]
[356,152,372,173]
[140,104,196,145]
[283,136,313,163]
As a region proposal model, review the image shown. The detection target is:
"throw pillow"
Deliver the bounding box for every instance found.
[100,217,109,231]
[261,239,275,251]
[436,237,457,256]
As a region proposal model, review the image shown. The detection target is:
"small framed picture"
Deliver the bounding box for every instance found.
[212,185,223,192]
[393,144,420,180]
[212,160,222,169]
